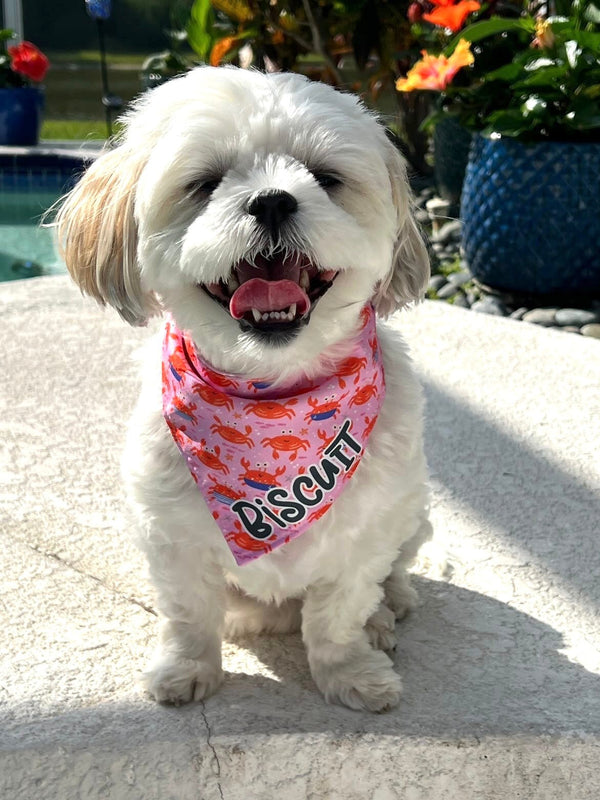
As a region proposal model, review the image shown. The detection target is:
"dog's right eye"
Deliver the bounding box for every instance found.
[187,178,222,197]
[313,173,342,190]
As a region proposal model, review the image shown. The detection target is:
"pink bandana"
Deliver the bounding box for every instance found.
[162,305,385,565]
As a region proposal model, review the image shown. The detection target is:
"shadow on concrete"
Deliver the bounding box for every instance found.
[4,577,599,751]
[421,377,600,613]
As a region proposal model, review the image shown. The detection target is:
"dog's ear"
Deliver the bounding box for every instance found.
[55,146,160,326]
[372,137,430,318]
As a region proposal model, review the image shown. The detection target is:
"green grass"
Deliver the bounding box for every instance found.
[46,50,145,67]
[40,51,144,138]
[41,119,112,141]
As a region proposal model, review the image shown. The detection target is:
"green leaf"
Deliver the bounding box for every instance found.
[483,63,523,82]
[446,17,535,55]
[585,3,600,24]
[525,57,557,71]
[564,97,600,129]
[187,0,216,62]
[516,65,569,87]
[480,109,534,137]
[551,24,600,52]
[565,39,582,69]
[521,96,548,117]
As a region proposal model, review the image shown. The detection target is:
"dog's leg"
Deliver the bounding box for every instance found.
[224,586,302,638]
[383,561,419,621]
[140,543,225,705]
[365,602,397,651]
[302,578,403,712]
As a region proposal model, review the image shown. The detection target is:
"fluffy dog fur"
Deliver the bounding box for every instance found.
[57,66,432,712]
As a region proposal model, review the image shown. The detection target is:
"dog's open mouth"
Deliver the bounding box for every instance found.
[200,253,337,337]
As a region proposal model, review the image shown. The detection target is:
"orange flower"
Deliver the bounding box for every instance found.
[532,16,555,49]
[423,0,481,32]
[396,39,474,92]
[209,36,239,67]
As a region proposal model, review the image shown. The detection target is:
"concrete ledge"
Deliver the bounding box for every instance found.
[1,276,599,799]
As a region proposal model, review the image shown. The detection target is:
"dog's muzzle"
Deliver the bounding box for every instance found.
[200,252,338,344]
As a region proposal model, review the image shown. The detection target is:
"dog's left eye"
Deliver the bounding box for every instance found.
[313,173,342,190]
[187,177,222,197]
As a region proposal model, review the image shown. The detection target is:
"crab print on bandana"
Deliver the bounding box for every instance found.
[162,305,385,565]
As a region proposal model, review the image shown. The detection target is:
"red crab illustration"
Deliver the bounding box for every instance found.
[226,521,277,554]
[168,348,190,382]
[191,384,234,411]
[166,419,188,447]
[239,458,286,490]
[189,441,230,473]
[207,474,246,505]
[261,430,310,461]
[172,396,198,425]
[369,335,381,362]
[362,415,378,439]
[316,426,341,456]
[335,356,368,389]
[244,399,297,419]
[305,393,347,422]
[359,306,371,330]
[344,457,361,480]
[203,367,239,390]
[210,415,254,447]
[306,499,334,526]
[349,383,379,407]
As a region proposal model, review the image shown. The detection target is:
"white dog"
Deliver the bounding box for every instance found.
[57,66,432,712]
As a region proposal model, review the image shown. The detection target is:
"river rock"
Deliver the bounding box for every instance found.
[555,308,599,327]
[581,324,600,339]
[522,308,558,326]
[471,296,507,316]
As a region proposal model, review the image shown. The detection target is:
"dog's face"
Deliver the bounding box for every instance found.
[58,67,428,377]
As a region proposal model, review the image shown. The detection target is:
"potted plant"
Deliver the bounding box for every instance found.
[0,30,50,146]
[181,0,434,175]
[397,1,600,297]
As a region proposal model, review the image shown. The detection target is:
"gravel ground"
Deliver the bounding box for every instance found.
[415,186,600,340]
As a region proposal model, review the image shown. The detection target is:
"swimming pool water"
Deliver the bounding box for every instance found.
[0,150,93,283]
[0,189,65,282]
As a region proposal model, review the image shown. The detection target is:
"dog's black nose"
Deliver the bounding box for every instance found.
[247,190,298,236]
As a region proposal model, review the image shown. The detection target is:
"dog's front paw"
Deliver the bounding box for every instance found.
[384,572,419,621]
[141,653,223,705]
[365,603,397,651]
[309,647,402,713]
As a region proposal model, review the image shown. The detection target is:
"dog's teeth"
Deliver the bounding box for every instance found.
[289,303,296,318]
[262,313,269,321]
[299,270,310,290]
[228,274,240,293]
[271,311,281,320]
[252,308,262,322]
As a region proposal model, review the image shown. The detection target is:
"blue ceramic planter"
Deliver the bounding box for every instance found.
[0,87,45,146]
[434,118,472,210]
[460,135,600,295]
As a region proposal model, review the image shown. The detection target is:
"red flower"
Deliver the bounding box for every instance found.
[8,41,50,83]
[423,0,481,32]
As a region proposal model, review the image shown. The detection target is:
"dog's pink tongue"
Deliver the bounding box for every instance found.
[230,278,310,320]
